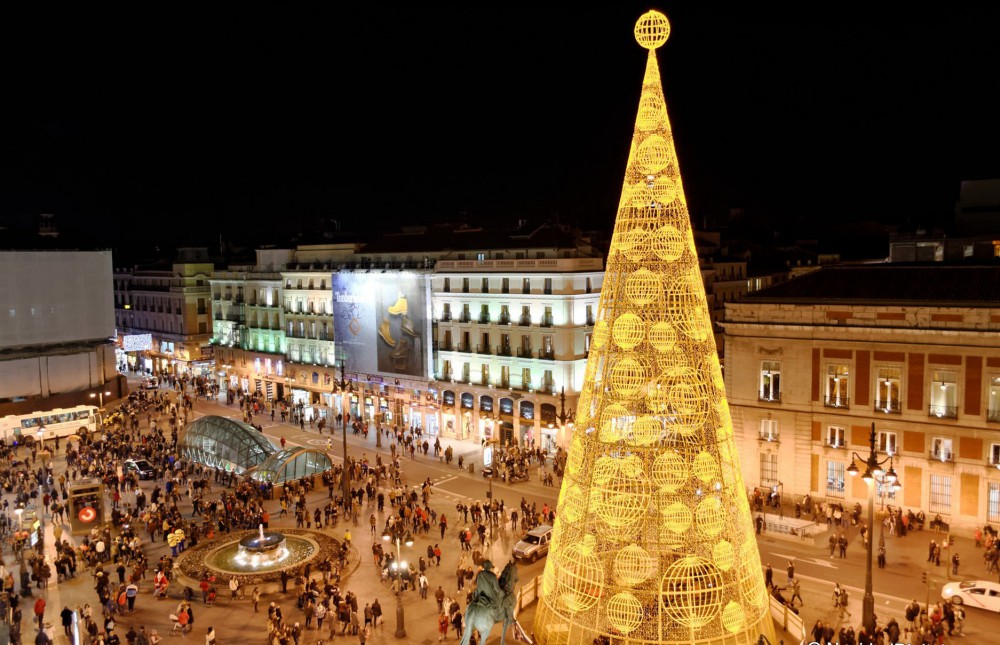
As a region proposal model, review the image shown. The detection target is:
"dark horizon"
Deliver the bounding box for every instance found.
[3,4,1000,253]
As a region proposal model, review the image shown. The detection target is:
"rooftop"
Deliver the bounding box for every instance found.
[742,264,1000,307]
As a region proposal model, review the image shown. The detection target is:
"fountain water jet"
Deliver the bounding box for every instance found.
[233,524,289,568]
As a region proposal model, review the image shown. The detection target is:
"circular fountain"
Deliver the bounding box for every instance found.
[234,525,290,568]
[181,526,341,583]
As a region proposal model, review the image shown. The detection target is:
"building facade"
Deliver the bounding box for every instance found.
[208,226,604,451]
[431,257,602,451]
[113,247,214,375]
[723,265,1000,531]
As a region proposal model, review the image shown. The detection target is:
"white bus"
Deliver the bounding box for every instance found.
[0,404,99,444]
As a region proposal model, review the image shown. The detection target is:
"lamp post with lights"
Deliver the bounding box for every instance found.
[382,527,413,638]
[847,422,901,635]
[90,389,112,427]
[546,387,575,452]
[335,360,354,516]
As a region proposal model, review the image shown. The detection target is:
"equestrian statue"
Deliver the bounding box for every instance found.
[459,559,523,645]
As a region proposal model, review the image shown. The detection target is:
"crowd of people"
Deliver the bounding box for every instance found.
[0,371,562,645]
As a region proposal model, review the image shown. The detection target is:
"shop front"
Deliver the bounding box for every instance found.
[478,395,496,443]
[519,401,536,448]
[498,397,515,445]
[460,393,475,441]
[540,403,559,452]
[441,390,457,438]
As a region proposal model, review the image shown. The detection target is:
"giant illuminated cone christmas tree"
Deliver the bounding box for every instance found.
[533,11,775,645]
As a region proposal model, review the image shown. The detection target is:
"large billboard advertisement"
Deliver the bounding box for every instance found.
[332,272,428,378]
[0,251,114,350]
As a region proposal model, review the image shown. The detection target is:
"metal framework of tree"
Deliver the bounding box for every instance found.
[534,11,776,645]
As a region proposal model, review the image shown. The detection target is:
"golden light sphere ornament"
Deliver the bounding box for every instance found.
[534,9,776,645]
[634,10,670,49]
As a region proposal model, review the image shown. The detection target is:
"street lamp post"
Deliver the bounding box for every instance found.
[336,360,354,517]
[847,422,901,635]
[90,389,112,426]
[546,387,575,454]
[382,528,413,639]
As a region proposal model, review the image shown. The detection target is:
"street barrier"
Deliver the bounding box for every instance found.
[769,594,805,641]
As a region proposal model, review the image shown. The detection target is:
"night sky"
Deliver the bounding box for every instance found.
[3,3,1000,252]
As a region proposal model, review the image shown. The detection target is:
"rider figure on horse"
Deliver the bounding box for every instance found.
[471,560,503,608]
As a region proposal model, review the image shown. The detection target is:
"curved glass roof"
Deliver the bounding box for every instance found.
[250,447,333,485]
[180,415,276,473]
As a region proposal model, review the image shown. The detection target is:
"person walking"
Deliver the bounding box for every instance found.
[951,552,960,575]
[252,588,261,613]
[34,596,46,630]
[790,578,803,606]
[61,606,74,636]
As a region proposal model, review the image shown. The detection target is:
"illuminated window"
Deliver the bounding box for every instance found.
[481,364,490,386]
[875,367,901,413]
[989,483,1000,523]
[522,368,532,390]
[759,418,778,442]
[826,425,845,448]
[759,361,781,402]
[931,437,953,461]
[825,365,850,408]
[988,377,1000,422]
[929,371,957,418]
[929,474,952,513]
[826,461,845,498]
[759,453,778,486]
[877,431,897,455]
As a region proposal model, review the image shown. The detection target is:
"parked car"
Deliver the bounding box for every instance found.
[513,524,553,563]
[124,458,155,480]
[942,580,1000,612]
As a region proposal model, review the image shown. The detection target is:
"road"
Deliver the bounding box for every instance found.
[190,393,1000,639]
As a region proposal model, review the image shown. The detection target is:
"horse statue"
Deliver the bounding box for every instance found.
[460,559,520,645]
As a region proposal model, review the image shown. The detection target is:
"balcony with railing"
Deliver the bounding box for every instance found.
[439,342,454,352]
[518,317,532,327]
[479,314,491,324]
[929,450,954,463]
[875,400,902,414]
[538,349,555,360]
[441,313,452,322]
[540,316,554,328]
[499,315,511,325]
[823,396,850,409]
[498,379,510,388]
[459,313,472,323]
[497,345,512,357]
[989,408,1000,423]
[457,343,471,353]
[516,348,533,359]
[928,405,958,419]
[586,315,595,326]
[758,393,781,403]
[476,344,492,355]
[758,431,780,444]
